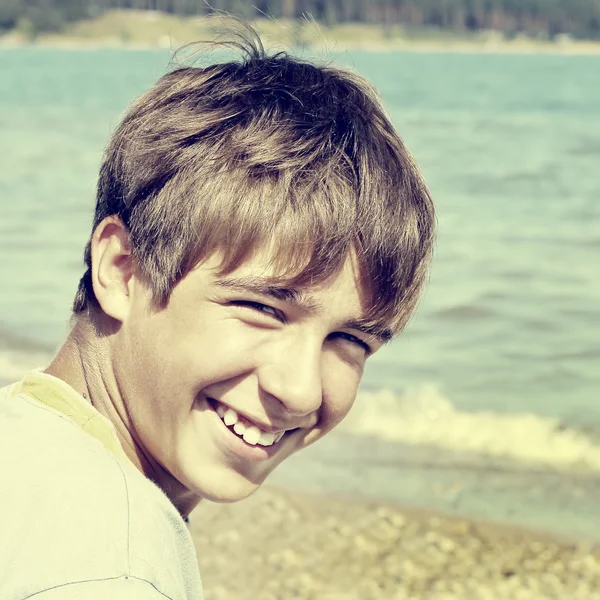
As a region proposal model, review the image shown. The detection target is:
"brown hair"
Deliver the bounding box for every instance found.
[73,29,435,337]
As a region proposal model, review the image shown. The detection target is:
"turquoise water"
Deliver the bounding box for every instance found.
[1,47,599,540]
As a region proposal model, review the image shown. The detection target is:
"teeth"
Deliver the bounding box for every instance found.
[243,426,261,445]
[214,401,287,447]
[258,431,276,446]
[233,421,246,435]
[223,408,238,426]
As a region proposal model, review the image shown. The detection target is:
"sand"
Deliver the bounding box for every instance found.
[190,485,600,600]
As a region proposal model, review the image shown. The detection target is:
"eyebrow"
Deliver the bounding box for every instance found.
[215,276,322,313]
[215,275,394,344]
[343,319,394,345]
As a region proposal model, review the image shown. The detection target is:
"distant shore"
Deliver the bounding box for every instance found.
[192,485,600,600]
[2,11,600,56]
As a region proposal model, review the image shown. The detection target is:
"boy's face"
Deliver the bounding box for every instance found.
[111,246,385,503]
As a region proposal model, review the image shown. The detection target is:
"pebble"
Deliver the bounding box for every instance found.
[192,486,600,600]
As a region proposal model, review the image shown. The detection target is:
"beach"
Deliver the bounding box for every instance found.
[191,486,600,600]
[2,40,599,599]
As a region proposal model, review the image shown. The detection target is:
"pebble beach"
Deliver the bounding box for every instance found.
[191,486,600,600]
[2,30,599,600]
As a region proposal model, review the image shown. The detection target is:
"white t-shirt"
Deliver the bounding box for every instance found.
[0,373,204,600]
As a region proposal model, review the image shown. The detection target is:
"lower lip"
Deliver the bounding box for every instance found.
[205,399,286,462]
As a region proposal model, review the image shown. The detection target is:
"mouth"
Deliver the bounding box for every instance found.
[206,398,298,454]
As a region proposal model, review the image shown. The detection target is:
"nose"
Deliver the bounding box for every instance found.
[257,333,323,417]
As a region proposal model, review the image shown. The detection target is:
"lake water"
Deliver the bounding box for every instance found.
[1,46,599,542]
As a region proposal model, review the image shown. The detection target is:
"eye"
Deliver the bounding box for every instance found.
[331,332,372,355]
[231,300,284,322]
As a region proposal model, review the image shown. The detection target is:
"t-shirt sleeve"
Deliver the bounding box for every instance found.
[29,577,174,599]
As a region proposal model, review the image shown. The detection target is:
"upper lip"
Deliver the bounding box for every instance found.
[208,397,310,434]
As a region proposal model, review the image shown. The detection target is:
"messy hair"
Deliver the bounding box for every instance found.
[73,28,435,337]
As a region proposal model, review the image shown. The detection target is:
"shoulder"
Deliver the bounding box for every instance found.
[0,386,202,600]
[0,384,132,519]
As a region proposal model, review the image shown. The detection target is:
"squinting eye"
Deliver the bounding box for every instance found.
[333,332,372,354]
[232,301,283,321]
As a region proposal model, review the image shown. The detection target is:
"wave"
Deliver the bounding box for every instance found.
[431,305,497,321]
[343,386,600,472]
[2,330,599,476]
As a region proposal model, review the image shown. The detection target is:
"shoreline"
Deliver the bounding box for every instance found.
[191,485,600,600]
[2,12,600,56]
[3,37,600,56]
[274,485,596,548]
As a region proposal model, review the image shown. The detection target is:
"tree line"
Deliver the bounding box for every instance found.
[1,0,599,40]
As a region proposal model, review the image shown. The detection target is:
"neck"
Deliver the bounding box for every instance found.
[45,317,200,519]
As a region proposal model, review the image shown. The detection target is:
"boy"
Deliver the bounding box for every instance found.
[0,29,434,600]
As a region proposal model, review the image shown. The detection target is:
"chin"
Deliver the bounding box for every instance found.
[198,482,261,504]
[187,467,264,504]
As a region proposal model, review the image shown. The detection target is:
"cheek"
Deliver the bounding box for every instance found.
[138,312,266,391]
[321,360,362,430]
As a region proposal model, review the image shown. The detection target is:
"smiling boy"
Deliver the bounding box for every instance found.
[0,31,434,600]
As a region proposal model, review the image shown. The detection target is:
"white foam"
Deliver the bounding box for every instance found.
[3,346,598,473]
[342,386,600,472]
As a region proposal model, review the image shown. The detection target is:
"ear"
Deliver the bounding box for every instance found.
[90,216,136,323]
